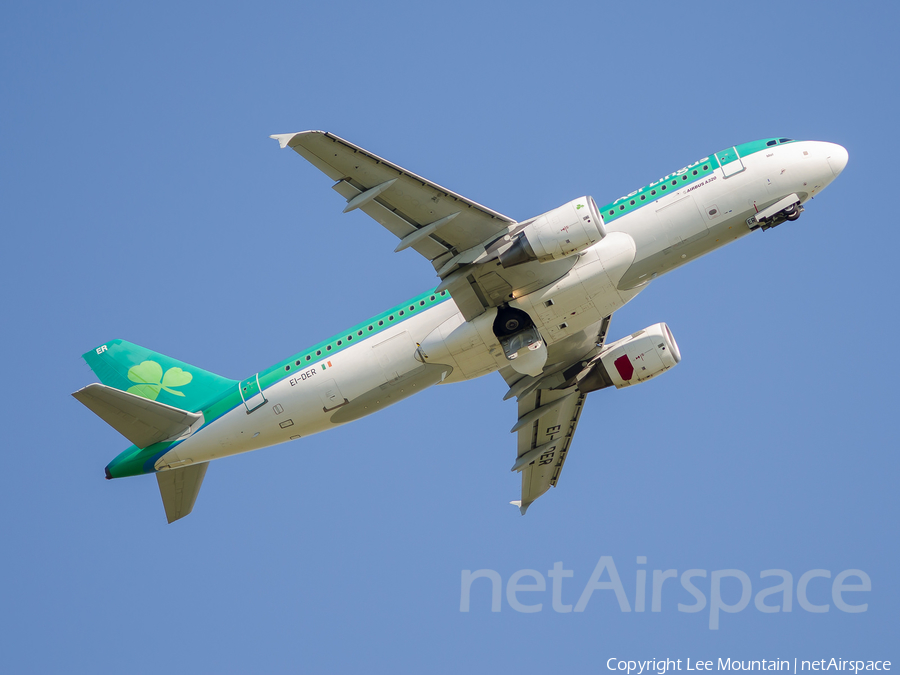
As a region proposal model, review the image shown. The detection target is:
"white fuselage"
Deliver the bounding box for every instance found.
[157,140,845,470]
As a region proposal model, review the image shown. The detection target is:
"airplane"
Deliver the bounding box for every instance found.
[72,132,848,523]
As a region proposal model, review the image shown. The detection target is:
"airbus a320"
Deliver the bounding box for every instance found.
[73,132,848,522]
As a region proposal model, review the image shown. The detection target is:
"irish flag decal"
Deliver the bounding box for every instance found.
[321,361,333,370]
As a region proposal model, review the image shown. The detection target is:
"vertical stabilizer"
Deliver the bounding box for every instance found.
[82,340,236,413]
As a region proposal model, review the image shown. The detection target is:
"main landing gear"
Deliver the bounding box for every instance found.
[492,306,548,377]
[493,307,542,360]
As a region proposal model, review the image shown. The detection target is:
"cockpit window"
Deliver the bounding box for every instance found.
[767,140,777,146]
[778,138,793,143]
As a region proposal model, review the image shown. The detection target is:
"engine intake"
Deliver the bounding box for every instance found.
[578,323,681,392]
[499,196,605,268]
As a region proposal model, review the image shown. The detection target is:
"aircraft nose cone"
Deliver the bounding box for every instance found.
[827,143,849,177]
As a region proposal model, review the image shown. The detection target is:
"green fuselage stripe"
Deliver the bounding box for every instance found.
[599,137,794,224]
[257,288,453,388]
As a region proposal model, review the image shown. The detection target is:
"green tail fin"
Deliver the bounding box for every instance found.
[82,340,236,413]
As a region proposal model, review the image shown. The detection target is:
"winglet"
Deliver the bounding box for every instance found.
[509,500,530,516]
[270,133,299,149]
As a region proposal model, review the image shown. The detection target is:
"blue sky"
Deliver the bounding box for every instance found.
[2,1,897,672]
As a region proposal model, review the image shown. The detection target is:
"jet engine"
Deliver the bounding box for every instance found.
[577,322,681,392]
[499,196,605,268]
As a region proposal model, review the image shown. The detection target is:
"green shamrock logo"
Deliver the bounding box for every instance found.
[126,360,192,400]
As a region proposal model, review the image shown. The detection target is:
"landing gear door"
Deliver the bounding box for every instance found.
[239,374,268,414]
[716,146,745,178]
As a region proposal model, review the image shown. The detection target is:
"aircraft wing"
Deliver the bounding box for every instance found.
[274,131,580,322]
[272,130,514,264]
[509,385,587,514]
[503,317,610,514]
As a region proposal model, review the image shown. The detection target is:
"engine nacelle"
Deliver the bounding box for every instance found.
[499,196,605,268]
[578,322,681,392]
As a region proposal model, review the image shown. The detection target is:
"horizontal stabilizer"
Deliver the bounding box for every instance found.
[157,463,208,523]
[72,383,202,449]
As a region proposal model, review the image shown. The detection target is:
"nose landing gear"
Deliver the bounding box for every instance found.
[747,192,804,231]
[783,203,801,222]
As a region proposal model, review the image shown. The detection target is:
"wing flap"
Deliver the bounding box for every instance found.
[72,383,202,449]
